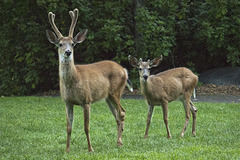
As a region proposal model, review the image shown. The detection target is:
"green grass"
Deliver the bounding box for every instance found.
[0,97,239,159]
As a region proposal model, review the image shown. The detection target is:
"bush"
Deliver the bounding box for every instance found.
[0,1,59,95]
[0,0,239,95]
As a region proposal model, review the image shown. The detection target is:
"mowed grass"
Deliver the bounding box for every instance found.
[0,97,239,159]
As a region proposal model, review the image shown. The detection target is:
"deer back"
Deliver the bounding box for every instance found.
[141,67,198,104]
[60,60,127,104]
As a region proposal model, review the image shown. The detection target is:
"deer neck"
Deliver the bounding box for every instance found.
[140,77,149,94]
[59,53,77,85]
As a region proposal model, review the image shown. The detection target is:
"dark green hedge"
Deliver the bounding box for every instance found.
[0,0,239,95]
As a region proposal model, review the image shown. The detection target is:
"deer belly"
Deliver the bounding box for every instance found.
[90,82,109,103]
[60,76,110,104]
[75,80,109,103]
[61,92,81,105]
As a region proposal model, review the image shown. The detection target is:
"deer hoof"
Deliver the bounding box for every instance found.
[180,133,184,138]
[144,135,148,139]
[117,141,123,146]
[88,147,94,152]
[192,132,196,137]
[66,147,70,153]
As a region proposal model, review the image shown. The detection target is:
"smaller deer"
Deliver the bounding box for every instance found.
[128,55,198,138]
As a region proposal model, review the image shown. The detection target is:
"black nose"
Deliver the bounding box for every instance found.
[143,75,148,81]
[65,50,71,57]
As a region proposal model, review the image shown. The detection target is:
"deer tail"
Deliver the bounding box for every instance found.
[124,69,133,92]
[193,88,196,99]
[127,79,133,92]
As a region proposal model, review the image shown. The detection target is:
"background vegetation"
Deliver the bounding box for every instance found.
[0,97,239,159]
[0,0,240,95]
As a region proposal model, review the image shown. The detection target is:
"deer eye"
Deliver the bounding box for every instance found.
[139,68,142,71]
[72,43,75,47]
[59,43,63,47]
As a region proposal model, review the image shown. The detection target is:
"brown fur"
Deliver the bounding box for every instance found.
[60,60,127,105]
[142,67,198,105]
[60,59,127,152]
[129,55,198,139]
[46,9,128,152]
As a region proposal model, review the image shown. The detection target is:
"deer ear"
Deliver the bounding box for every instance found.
[150,55,163,67]
[46,30,58,44]
[74,29,88,44]
[128,55,139,68]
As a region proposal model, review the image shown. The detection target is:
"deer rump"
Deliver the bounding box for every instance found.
[142,67,198,105]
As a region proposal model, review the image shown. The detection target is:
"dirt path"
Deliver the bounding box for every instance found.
[122,84,240,103]
[191,95,240,103]
[122,94,240,103]
[36,85,240,103]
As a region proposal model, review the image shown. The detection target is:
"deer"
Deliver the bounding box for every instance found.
[128,55,198,139]
[46,8,133,152]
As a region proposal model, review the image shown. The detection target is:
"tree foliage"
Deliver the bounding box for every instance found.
[0,0,239,95]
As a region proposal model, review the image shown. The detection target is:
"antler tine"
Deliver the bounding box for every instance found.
[48,12,63,38]
[68,8,79,37]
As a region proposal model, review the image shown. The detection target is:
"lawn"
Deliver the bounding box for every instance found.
[0,97,239,159]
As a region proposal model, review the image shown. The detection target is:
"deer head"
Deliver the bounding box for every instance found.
[46,9,88,64]
[128,55,163,81]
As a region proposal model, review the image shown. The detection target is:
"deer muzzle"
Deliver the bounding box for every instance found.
[65,50,71,57]
[143,74,148,81]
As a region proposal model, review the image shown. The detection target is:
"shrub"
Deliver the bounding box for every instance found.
[0,0,239,95]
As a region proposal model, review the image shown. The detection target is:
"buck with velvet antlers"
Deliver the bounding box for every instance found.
[46,8,132,152]
[128,55,198,139]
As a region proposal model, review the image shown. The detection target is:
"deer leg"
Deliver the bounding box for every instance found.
[162,102,171,139]
[107,96,125,146]
[65,102,74,152]
[106,98,118,120]
[144,105,154,138]
[180,99,191,137]
[83,104,93,152]
[106,98,122,145]
[190,100,197,137]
